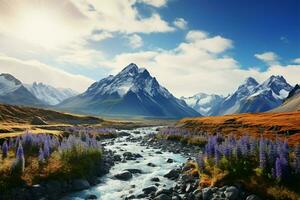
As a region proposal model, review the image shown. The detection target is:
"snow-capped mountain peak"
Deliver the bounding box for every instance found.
[85,63,171,98]
[0,73,22,95]
[181,92,224,116]
[216,75,293,115]
[257,75,292,100]
[25,82,78,105]
[59,63,200,118]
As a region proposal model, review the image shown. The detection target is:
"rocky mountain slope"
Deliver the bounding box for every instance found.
[0,73,43,106]
[58,63,200,118]
[25,82,78,105]
[181,93,224,116]
[271,84,300,112]
[182,76,293,116]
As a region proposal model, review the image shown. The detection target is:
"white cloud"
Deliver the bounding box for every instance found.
[127,34,143,48]
[90,31,113,42]
[263,64,300,86]
[70,0,174,34]
[293,57,300,64]
[138,0,168,7]
[0,55,94,92]
[255,51,279,65]
[173,18,188,29]
[99,31,300,97]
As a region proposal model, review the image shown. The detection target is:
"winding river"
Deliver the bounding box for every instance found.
[61,127,188,200]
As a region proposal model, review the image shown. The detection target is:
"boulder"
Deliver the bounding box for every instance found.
[202,188,213,200]
[147,162,157,167]
[142,185,157,194]
[114,171,133,181]
[151,177,160,182]
[164,169,180,180]
[85,194,98,200]
[224,186,239,200]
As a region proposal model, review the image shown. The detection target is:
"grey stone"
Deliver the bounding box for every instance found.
[202,188,213,200]
[151,177,160,182]
[224,186,239,200]
[85,194,97,200]
[164,169,180,180]
[142,185,157,194]
[114,171,133,181]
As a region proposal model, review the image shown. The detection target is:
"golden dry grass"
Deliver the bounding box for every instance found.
[178,111,300,145]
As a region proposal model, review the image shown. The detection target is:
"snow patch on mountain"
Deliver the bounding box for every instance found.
[0,74,22,95]
[181,93,224,116]
[25,82,78,105]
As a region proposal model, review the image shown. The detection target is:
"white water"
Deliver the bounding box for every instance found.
[61,127,188,200]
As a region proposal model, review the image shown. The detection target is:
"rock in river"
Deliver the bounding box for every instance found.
[114,171,133,181]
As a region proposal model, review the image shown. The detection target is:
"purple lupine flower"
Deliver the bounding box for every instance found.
[275,157,282,181]
[2,141,8,158]
[295,145,300,173]
[43,140,50,158]
[15,142,25,172]
[38,147,45,163]
[16,143,24,159]
[214,146,221,165]
[259,138,266,170]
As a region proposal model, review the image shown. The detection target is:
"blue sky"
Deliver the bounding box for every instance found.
[0,0,299,96]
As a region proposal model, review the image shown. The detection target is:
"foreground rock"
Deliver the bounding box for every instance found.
[114,171,133,181]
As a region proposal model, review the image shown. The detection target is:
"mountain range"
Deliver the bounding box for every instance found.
[183,75,295,116]
[0,73,43,106]
[0,64,299,118]
[25,82,78,105]
[181,93,224,116]
[58,63,200,118]
[0,73,77,107]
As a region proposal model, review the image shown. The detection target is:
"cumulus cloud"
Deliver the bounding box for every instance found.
[99,31,300,97]
[70,0,174,34]
[90,31,113,42]
[0,55,94,92]
[293,57,300,64]
[173,18,188,29]
[255,51,279,65]
[127,34,143,48]
[138,0,168,7]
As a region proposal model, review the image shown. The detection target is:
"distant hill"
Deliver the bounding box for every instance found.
[0,103,103,125]
[58,63,200,118]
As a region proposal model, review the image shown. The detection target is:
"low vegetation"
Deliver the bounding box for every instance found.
[0,127,115,192]
[157,127,208,145]
[158,126,300,200]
